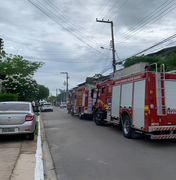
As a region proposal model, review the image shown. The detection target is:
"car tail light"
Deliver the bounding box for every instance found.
[42,105,44,107]
[25,114,34,121]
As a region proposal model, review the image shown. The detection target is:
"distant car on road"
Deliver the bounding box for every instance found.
[41,102,53,112]
[0,101,36,140]
[60,103,67,108]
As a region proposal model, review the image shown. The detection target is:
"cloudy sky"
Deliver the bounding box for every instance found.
[1,0,176,96]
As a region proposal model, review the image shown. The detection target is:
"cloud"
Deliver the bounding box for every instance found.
[1,0,176,96]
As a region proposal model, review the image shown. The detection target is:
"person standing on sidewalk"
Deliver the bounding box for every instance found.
[32,99,36,112]
[36,101,40,112]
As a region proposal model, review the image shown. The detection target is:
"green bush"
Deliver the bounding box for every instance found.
[0,93,18,102]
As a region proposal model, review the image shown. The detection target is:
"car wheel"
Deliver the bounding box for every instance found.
[122,115,132,138]
[95,109,105,126]
[28,132,34,141]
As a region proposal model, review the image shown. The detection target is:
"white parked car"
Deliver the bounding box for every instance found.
[41,102,53,112]
[40,101,47,106]
[60,103,67,108]
[0,101,36,140]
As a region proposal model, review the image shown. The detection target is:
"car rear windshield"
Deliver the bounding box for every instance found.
[44,103,51,106]
[0,103,30,111]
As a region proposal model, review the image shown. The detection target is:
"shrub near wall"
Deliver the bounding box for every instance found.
[0,93,18,102]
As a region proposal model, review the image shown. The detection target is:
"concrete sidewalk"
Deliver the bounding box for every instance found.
[0,134,37,180]
[0,114,58,180]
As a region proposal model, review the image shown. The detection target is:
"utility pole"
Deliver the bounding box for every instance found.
[61,72,69,102]
[96,18,116,72]
[56,88,58,96]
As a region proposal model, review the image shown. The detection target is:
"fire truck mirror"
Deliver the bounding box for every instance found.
[91,89,94,98]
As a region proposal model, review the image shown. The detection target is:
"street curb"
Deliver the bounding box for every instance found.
[40,113,58,180]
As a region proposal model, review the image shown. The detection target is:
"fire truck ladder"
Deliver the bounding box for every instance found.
[150,63,166,116]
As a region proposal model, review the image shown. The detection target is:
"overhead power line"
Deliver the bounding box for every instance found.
[28,0,107,56]
[100,31,176,75]
[114,0,176,45]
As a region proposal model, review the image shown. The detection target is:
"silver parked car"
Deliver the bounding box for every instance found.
[41,102,53,112]
[0,101,36,140]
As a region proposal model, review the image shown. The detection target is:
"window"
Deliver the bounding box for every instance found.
[0,103,29,111]
[102,86,105,95]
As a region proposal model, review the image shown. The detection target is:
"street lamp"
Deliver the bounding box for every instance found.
[60,72,69,102]
[101,46,111,50]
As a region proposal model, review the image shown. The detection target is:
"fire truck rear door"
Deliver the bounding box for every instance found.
[133,80,145,129]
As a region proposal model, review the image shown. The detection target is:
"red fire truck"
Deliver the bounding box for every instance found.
[92,62,176,140]
[71,83,96,119]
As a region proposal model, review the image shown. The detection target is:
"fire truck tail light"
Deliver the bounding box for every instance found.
[149,90,153,95]
[165,74,169,79]
[85,108,88,110]
[150,97,154,102]
[151,118,159,122]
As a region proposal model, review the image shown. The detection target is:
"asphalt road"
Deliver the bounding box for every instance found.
[42,107,176,180]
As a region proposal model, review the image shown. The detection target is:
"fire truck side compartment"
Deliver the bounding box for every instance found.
[132,79,146,129]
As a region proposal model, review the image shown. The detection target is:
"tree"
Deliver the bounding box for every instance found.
[56,89,66,102]
[164,53,176,71]
[2,74,39,101]
[123,53,176,72]
[123,55,161,70]
[0,51,44,76]
[36,85,49,101]
[46,95,56,105]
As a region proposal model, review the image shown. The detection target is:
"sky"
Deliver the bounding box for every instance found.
[1,0,176,96]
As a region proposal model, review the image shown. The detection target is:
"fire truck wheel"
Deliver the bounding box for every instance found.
[122,115,132,138]
[95,110,105,126]
[168,131,176,143]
